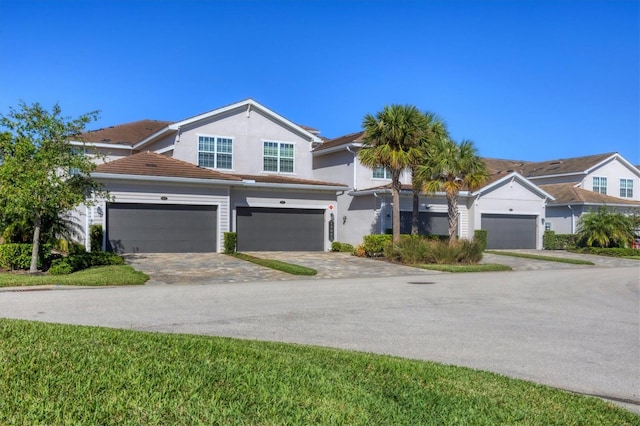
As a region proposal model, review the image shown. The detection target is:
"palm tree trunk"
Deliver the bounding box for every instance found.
[392,171,402,243]
[447,192,459,245]
[29,214,41,273]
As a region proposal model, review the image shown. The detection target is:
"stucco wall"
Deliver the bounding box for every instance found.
[170,108,316,180]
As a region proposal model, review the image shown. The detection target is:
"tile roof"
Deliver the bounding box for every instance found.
[78,120,172,145]
[540,183,640,206]
[94,151,241,181]
[94,152,345,187]
[314,131,365,152]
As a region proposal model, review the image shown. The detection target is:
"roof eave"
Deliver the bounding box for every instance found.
[238,181,347,191]
[91,172,240,186]
[313,142,363,156]
[70,140,134,150]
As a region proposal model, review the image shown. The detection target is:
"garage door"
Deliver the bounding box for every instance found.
[400,212,449,236]
[236,207,324,251]
[106,203,217,253]
[482,214,537,249]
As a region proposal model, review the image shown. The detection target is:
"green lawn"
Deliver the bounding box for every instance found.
[0,265,148,287]
[417,263,512,272]
[231,252,317,275]
[1,319,636,425]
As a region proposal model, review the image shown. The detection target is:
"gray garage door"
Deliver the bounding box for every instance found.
[482,214,537,249]
[106,203,217,253]
[236,207,324,251]
[400,212,449,236]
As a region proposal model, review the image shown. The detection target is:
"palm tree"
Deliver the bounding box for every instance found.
[359,105,426,243]
[409,113,448,235]
[577,207,635,248]
[418,138,488,244]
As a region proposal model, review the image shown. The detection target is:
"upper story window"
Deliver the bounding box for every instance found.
[263,141,294,173]
[69,146,85,176]
[592,176,607,194]
[198,136,232,169]
[373,166,392,179]
[620,178,633,198]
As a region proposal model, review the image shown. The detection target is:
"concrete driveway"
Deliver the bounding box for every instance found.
[1,251,638,412]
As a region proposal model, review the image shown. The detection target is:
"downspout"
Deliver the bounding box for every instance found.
[374,192,384,234]
[568,205,574,234]
[85,205,90,251]
[346,145,357,190]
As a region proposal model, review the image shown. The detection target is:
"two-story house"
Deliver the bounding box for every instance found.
[75,99,347,253]
[73,98,639,252]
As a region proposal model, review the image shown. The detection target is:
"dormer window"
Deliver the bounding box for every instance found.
[593,176,607,194]
[198,136,232,169]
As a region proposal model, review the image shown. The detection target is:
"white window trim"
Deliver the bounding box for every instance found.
[262,139,296,174]
[197,134,234,170]
[592,176,607,194]
[372,166,392,180]
[620,178,633,198]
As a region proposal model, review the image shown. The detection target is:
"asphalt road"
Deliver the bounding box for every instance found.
[1,265,638,411]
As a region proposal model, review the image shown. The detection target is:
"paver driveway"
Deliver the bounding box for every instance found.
[124,251,440,285]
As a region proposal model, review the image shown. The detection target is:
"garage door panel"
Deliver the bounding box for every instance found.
[237,207,324,251]
[482,214,537,249]
[107,203,217,253]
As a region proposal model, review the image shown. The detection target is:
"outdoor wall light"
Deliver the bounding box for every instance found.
[343,215,347,224]
[96,207,103,217]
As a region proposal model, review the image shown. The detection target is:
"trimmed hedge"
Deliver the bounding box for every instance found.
[362,234,392,256]
[543,231,578,250]
[90,225,104,252]
[473,230,488,251]
[223,232,237,254]
[48,252,125,275]
[331,242,354,252]
[571,247,640,258]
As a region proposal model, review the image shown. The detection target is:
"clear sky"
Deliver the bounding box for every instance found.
[1,0,638,164]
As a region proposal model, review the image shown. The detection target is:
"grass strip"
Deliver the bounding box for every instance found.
[0,265,149,287]
[232,252,317,275]
[417,263,512,273]
[485,250,595,265]
[1,319,637,425]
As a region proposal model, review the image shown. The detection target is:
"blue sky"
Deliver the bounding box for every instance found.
[1,0,638,164]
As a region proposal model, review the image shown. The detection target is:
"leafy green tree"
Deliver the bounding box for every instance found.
[418,138,488,244]
[359,105,426,243]
[0,102,103,272]
[576,207,636,248]
[409,112,448,235]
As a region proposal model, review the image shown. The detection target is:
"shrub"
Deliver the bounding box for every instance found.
[543,231,578,250]
[331,242,354,252]
[223,232,237,254]
[48,252,125,275]
[572,247,640,258]
[353,245,367,257]
[90,225,103,251]
[0,243,33,270]
[473,230,488,251]
[362,234,392,256]
[383,237,484,265]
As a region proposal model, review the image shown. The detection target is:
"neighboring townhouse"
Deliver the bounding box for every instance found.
[313,137,639,250]
[70,98,639,253]
[74,99,347,253]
